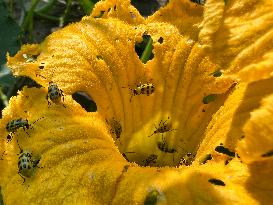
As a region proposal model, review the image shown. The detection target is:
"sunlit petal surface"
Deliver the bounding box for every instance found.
[1,0,273,204]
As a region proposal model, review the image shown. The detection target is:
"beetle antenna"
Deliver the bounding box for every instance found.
[16,139,22,153]
[32,117,45,125]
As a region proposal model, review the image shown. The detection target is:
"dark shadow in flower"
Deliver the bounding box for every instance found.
[72,91,97,112]
[225,78,273,149]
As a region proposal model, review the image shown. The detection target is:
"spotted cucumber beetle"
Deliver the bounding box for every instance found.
[179,152,195,166]
[142,154,158,166]
[106,118,122,140]
[157,140,177,153]
[47,82,65,107]
[148,117,176,139]
[124,82,155,102]
[36,73,65,107]
[5,117,44,142]
[17,140,41,183]
[157,138,180,164]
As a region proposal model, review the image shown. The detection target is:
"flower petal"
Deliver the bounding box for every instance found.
[238,94,273,204]
[238,94,273,163]
[7,6,236,166]
[199,0,273,82]
[91,0,145,24]
[196,78,273,205]
[148,0,203,40]
[0,88,126,204]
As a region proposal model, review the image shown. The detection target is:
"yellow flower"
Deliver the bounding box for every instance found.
[1,0,273,204]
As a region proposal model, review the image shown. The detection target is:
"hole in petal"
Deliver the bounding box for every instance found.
[261,150,273,158]
[158,37,164,44]
[94,11,105,18]
[135,34,154,64]
[144,189,160,205]
[208,178,226,186]
[39,62,45,69]
[72,91,97,112]
[22,54,38,63]
[203,94,217,104]
[131,0,162,16]
[199,154,212,164]
[215,145,235,157]
[96,55,103,60]
[210,70,223,77]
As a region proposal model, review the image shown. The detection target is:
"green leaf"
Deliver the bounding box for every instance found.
[79,0,100,14]
[0,0,21,65]
[0,64,15,87]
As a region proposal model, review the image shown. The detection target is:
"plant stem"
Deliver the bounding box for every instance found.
[59,0,72,27]
[34,12,59,22]
[21,0,41,40]
[35,0,56,13]
[140,37,153,64]
[0,88,9,107]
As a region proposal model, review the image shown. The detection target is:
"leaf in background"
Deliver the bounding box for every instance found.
[0,0,21,65]
[79,0,100,14]
[0,64,15,87]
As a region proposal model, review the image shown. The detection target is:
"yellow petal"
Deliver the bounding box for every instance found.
[91,0,145,24]
[199,0,273,82]
[3,0,273,204]
[0,87,126,204]
[7,10,237,165]
[147,0,203,40]
[238,94,273,163]
[0,88,257,204]
[238,93,273,204]
[196,77,273,204]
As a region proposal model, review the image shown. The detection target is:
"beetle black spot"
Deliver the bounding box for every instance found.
[208,178,225,186]
[19,166,22,170]
[28,165,31,169]
[23,164,27,169]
